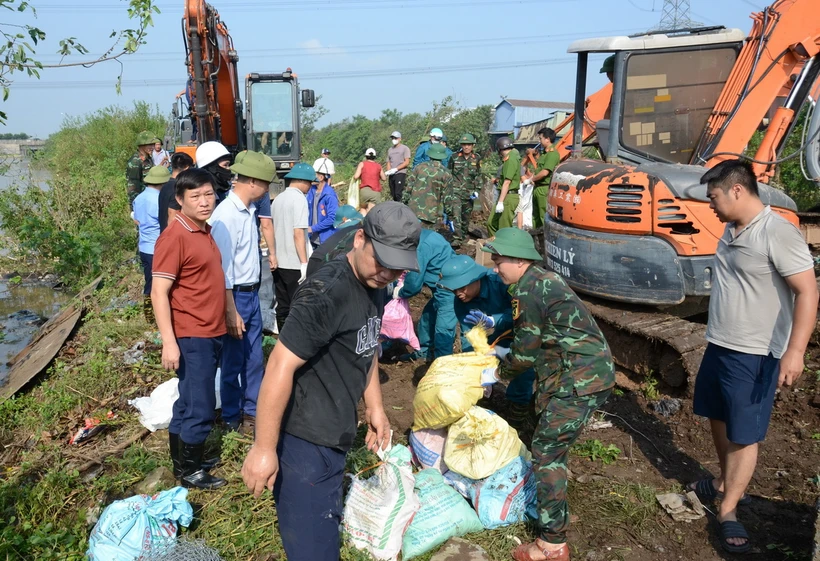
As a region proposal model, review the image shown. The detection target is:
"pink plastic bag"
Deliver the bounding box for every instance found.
[380,298,420,350]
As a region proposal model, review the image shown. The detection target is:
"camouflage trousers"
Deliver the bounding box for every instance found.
[531,389,611,544]
[449,189,474,240]
[419,219,438,231]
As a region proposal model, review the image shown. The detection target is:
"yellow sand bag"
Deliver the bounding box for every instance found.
[412,328,497,431]
[444,406,529,480]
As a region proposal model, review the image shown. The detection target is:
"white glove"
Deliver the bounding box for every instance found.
[392,280,404,299]
[495,202,504,213]
[493,346,511,361]
[298,263,308,284]
[481,366,499,386]
[385,168,398,176]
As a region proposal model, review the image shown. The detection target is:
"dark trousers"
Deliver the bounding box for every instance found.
[389,173,406,202]
[220,289,264,423]
[169,336,223,445]
[273,268,302,332]
[274,432,346,561]
[139,251,153,295]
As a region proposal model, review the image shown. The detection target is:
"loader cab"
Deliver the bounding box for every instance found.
[245,70,315,180]
[568,27,745,166]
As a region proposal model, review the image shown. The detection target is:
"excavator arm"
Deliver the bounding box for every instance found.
[183,0,243,150]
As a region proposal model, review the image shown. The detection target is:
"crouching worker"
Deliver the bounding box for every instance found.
[436,254,535,428]
[242,202,421,561]
[151,168,227,490]
[480,228,614,561]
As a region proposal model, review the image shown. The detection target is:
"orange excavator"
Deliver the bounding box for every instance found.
[172,1,315,180]
[534,0,820,389]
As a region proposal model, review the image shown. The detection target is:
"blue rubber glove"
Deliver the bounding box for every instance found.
[481,366,498,386]
[464,309,495,329]
[493,346,511,361]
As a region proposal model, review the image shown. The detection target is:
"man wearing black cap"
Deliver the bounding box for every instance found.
[242,201,421,561]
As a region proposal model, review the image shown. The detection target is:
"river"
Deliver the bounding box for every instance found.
[0,157,72,383]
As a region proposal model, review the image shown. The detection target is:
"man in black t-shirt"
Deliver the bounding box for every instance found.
[158,152,194,232]
[242,202,421,561]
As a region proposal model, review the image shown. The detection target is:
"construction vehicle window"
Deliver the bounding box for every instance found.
[621,47,737,164]
[249,82,295,158]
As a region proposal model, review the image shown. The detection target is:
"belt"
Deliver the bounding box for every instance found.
[233,282,260,292]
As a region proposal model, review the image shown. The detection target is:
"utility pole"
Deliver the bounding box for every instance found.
[651,0,702,31]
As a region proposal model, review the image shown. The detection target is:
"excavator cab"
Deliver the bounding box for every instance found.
[245,71,315,183]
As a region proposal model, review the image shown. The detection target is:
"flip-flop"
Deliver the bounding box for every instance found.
[688,477,752,506]
[719,520,752,554]
[511,542,569,561]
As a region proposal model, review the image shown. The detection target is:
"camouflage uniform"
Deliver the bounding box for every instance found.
[499,263,615,544]
[447,151,481,240]
[126,152,153,207]
[402,161,452,230]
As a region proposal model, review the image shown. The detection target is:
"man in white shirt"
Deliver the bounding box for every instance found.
[271,162,315,332]
[690,159,817,553]
[209,150,276,433]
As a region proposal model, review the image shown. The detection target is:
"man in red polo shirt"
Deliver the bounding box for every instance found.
[152,167,228,490]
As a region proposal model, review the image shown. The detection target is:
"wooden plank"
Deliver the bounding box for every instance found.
[0,276,102,402]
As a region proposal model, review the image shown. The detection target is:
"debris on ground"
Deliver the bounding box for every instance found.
[123,341,146,365]
[586,420,614,431]
[656,491,706,522]
[142,539,225,561]
[650,398,682,418]
[128,378,179,431]
[133,466,177,496]
[429,537,491,561]
[69,411,117,445]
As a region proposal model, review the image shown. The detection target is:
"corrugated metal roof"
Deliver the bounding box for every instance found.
[501,99,575,110]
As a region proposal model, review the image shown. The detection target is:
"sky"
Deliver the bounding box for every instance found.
[2,0,767,138]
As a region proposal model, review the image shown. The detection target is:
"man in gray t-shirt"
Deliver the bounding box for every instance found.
[385,130,411,202]
[271,163,315,331]
[689,159,817,554]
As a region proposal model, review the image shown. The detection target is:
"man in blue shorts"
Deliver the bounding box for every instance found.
[691,159,817,553]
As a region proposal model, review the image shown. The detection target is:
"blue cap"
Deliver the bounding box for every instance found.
[437,254,489,291]
[333,205,363,228]
[284,162,316,182]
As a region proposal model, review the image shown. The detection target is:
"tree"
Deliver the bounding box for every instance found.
[0,0,160,123]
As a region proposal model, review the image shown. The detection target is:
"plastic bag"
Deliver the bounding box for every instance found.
[472,456,538,529]
[401,469,483,559]
[445,406,529,480]
[128,378,179,432]
[87,486,193,561]
[347,179,360,209]
[343,444,420,561]
[412,334,497,430]
[408,428,447,473]
[380,298,420,350]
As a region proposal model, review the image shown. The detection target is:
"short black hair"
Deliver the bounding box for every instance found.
[700,159,759,197]
[175,168,214,199]
[537,127,557,143]
[171,152,194,171]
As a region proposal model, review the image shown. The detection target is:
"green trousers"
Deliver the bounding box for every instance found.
[486,192,519,236]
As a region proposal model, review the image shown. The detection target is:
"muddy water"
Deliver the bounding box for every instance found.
[1,159,70,383]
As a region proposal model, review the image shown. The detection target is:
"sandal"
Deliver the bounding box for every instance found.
[688,477,752,506]
[719,520,751,554]
[511,541,569,561]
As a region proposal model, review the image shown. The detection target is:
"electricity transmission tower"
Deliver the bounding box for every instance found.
[651,0,703,31]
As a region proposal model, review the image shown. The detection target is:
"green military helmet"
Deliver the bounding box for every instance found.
[437,254,489,291]
[333,205,363,229]
[136,130,160,146]
[427,143,448,161]
[144,165,171,185]
[231,150,276,183]
[459,133,477,145]
[600,54,615,74]
[284,162,317,182]
[480,227,543,261]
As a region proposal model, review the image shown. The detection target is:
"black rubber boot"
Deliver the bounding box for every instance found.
[169,432,182,478]
[179,439,226,490]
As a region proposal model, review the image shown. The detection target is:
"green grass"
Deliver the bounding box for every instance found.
[571,439,621,465]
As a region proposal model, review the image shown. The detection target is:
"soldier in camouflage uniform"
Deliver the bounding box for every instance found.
[480,228,615,561]
[402,143,452,230]
[447,133,482,242]
[127,131,159,208]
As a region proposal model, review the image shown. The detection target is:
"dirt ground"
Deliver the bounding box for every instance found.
[373,290,820,561]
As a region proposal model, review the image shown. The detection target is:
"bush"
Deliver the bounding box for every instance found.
[0,102,167,285]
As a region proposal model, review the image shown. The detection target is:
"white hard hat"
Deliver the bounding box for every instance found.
[196,141,230,168]
[365,148,376,157]
[313,158,335,176]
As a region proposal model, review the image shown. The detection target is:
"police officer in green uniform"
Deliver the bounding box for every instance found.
[487,136,520,236]
[127,131,159,208]
[402,143,453,230]
[532,128,560,229]
[447,133,482,243]
[480,228,615,561]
